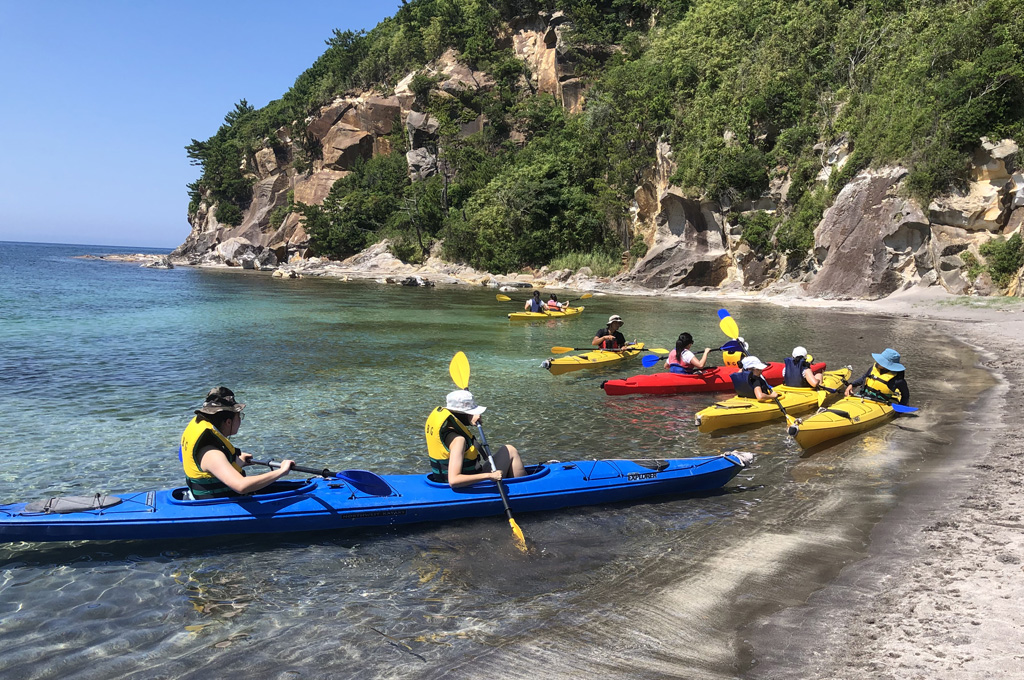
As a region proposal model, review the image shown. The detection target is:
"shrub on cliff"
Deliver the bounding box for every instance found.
[980,233,1024,289]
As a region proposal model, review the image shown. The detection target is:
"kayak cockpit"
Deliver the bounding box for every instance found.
[167,479,319,504]
[424,464,551,488]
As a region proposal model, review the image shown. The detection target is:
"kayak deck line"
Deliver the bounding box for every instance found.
[0,453,754,544]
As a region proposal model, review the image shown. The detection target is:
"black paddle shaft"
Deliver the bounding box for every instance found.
[474,424,516,520]
[251,459,334,478]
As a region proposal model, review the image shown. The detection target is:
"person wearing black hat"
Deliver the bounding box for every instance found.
[844,348,910,405]
[179,387,294,499]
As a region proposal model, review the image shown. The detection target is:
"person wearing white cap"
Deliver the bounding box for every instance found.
[592,315,628,350]
[731,356,777,401]
[783,346,823,388]
[425,389,526,488]
[843,348,910,405]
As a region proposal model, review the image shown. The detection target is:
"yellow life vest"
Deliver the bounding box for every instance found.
[180,417,244,497]
[722,350,745,367]
[863,364,897,400]
[424,407,483,476]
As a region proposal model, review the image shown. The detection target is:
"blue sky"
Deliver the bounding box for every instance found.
[0,1,403,249]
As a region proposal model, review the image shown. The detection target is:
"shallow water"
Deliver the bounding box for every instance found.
[0,242,990,679]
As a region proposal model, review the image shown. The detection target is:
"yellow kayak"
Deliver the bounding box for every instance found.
[787,396,896,449]
[508,306,584,321]
[543,343,646,376]
[695,368,851,433]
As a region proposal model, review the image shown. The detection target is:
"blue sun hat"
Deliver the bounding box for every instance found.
[871,348,905,372]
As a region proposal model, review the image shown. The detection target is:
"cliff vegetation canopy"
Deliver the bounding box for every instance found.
[186,0,1024,273]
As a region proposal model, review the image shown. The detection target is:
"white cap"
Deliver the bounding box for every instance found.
[792,346,807,358]
[445,390,486,415]
[608,314,623,324]
[741,356,768,371]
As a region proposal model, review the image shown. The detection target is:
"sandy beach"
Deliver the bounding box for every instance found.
[735,287,1024,678]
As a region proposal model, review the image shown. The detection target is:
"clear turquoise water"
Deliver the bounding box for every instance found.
[0,241,983,679]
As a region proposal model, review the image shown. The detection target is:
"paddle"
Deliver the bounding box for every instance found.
[448,351,528,553]
[552,345,668,355]
[497,292,592,307]
[641,339,746,367]
[250,459,335,478]
[718,309,739,340]
[772,395,798,427]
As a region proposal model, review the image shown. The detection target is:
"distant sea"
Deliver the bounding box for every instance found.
[0,240,988,679]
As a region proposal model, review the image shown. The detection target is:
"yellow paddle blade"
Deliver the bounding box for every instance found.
[449,352,470,389]
[496,294,512,302]
[817,390,827,407]
[509,519,528,553]
[719,315,739,340]
[579,293,593,300]
[551,346,577,354]
[648,348,670,355]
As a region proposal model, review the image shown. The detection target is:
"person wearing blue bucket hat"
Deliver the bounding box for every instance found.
[844,348,910,405]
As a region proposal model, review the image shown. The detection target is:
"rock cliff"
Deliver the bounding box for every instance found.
[176,12,1021,299]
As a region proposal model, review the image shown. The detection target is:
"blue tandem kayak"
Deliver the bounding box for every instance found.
[0,453,752,544]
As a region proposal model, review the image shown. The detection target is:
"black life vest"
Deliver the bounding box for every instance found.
[783,356,811,388]
[730,370,769,399]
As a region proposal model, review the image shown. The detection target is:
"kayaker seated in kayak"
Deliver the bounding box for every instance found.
[425,390,526,488]
[592,314,628,349]
[524,290,546,313]
[180,386,295,499]
[843,348,910,405]
[665,332,710,373]
[546,293,567,311]
[731,356,777,402]
[783,346,823,388]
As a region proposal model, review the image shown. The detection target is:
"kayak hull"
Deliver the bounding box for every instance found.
[602,361,825,396]
[695,367,849,433]
[508,306,584,321]
[0,453,751,544]
[544,343,646,375]
[788,397,896,448]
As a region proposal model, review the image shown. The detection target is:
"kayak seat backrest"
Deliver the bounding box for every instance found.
[336,469,393,497]
[427,473,447,484]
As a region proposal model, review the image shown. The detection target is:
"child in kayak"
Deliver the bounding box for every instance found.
[732,356,777,401]
[180,386,294,499]
[592,314,628,349]
[524,290,546,313]
[844,348,910,405]
[546,293,567,311]
[425,390,527,488]
[783,346,823,388]
[665,332,710,373]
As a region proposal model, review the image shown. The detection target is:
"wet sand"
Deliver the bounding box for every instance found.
[740,288,1024,678]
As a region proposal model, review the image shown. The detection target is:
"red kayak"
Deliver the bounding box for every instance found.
[601,362,827,396]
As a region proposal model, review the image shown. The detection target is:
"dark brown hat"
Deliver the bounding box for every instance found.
[194,386,245,416]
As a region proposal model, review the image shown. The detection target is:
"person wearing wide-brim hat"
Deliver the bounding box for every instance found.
[180,386,295,499]
[843,348,910,405]
[425,389,526,488]
[593,314,628,350]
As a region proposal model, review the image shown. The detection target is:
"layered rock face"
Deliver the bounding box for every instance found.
[624,137,1022,297]
[177,13,576,269]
